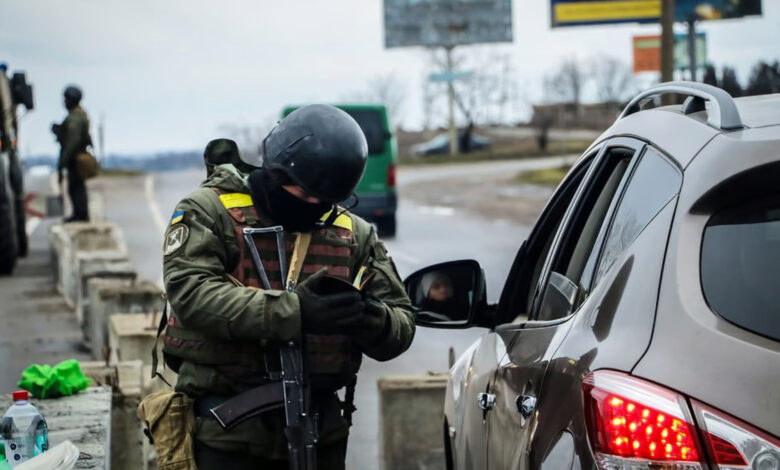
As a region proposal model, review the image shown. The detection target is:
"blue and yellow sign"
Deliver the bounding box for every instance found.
[551,0,762,28]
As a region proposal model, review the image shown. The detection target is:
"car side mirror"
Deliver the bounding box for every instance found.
[404,259,487,329]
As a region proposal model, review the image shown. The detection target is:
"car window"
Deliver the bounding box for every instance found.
[591,147,682,286]
[701,195,780,342]
[535,146,636,322]
[341,109,386,155]
[502,154,596,325]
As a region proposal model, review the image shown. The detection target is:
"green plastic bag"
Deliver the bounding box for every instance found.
[17,360,91,399]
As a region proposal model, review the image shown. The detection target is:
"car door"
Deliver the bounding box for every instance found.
[486,138,648,469]
[451,149,599,470]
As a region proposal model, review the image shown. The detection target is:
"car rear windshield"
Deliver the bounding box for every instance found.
[342,109,386,156]
[701,195,780,342]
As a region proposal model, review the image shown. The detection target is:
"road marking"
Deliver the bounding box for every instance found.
[389,250,421,265]
[144,175,168,289]
[145,174,167,235]
[418,205,456,216]
[25,217,40,236]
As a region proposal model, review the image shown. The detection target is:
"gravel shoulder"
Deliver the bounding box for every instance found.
[398,156,576,225]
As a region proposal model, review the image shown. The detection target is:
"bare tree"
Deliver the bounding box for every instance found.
[545,57,588,113]
[591,56,634,104]
[343,74,407,128]
[217,117,277,159]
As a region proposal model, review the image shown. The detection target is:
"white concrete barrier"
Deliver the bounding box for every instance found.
[81,360,148,470]
[54,222,127,308]
[378,374,448,470]
[109,313,177,394]
[76,252,136,328]
[87,279,164,361]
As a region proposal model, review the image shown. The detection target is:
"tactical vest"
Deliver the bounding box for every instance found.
[162,188,362,391]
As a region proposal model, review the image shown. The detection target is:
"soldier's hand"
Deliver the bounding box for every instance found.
[296,269,364,334]
[347,296,390,343]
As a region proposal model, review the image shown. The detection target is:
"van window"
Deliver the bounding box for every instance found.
[701,195,780,342]
[342,109,386,156]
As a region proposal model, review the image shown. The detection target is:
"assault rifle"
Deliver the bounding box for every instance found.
[242,226,319,470]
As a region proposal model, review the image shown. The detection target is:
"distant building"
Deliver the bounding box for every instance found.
[532,102,624,130]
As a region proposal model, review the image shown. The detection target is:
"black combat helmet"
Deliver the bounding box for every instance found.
[63,85,82,104]
[244,104,368,203]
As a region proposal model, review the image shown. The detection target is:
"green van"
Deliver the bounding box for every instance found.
[282,104,398,236]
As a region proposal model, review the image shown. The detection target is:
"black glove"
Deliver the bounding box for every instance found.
[348,296,391,344]
[296,269,364,334]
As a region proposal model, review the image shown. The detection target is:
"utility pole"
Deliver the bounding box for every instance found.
[445,45,457,155]
[687,20,698,81]
[660,0,675,85]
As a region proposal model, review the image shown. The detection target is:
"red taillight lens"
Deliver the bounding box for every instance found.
[692,400,780,469]
[583,371,705,469]
[387,164,396,188]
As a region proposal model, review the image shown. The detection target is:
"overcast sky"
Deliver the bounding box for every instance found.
[3,0,778,156]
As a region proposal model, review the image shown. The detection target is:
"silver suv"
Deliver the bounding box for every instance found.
[405,82,780,469]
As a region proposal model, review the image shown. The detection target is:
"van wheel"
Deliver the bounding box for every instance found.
[377,214,396,238]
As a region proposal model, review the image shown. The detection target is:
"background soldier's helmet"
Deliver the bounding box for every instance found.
[244,104,369,203]
[63,85,82,104]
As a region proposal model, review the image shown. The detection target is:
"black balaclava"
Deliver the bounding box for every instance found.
[248,167,332,232]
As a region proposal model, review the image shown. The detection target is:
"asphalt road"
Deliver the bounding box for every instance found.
[12,156,571,467]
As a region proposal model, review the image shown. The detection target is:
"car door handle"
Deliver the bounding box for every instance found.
[516,394,537,418]
[477,392,496,411]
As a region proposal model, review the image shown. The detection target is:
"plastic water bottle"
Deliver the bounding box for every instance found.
[0,391,49,467]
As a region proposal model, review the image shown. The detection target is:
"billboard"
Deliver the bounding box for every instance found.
[632,33,707,72]
[384,0,513,48]
[551,0,762,27]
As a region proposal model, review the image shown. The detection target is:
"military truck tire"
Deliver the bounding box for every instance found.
[377,214,396,238]
[0,196,19,275]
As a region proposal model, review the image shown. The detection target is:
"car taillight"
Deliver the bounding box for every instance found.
[387,164,396,188]
[692,400,780,469]
[583,370,705,470]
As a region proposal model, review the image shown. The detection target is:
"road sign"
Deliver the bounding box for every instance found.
[384,0,513,49]
[551,0,762,28]
[428,71,474,82]
[633,35,661,73]
[632,33,707,72]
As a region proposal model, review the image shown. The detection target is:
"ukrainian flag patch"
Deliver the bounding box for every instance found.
[170,211,184,225]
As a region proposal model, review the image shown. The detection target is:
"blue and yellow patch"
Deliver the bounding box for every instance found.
[170,211,184,225]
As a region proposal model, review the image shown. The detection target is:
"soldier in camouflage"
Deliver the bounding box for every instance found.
[161,104,415,469]
[52,85,91,222]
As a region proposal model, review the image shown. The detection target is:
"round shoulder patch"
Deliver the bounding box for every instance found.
[164,224,190,256]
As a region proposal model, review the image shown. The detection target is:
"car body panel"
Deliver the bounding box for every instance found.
[594,109,719,168]
[633,124,780,437]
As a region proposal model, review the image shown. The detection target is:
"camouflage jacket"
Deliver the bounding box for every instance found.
[161,164,415,456]
[57,106,90,171]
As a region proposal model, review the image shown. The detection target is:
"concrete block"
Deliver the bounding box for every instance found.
[0,387,112,469]
[58,222,127,308]
[81,360,147,470]
[108,313,178,394]
[87,279,164,360]
[48,224,67,293]
[76,252,136,326]
[378,374,448,470]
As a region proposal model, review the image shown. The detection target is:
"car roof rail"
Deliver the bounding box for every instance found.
[619,81,744,131]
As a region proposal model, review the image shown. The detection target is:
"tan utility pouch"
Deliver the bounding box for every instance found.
[138,390,198,470]
[75,151,99,179]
